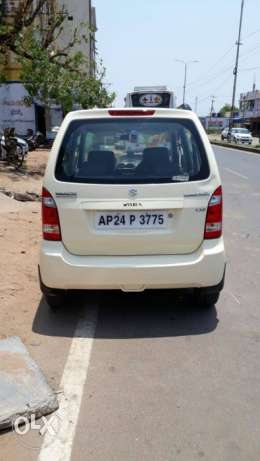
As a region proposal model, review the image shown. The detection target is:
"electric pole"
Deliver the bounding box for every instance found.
[210,96,216,118]
[230,0,245,129]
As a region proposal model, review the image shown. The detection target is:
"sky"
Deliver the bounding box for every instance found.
[94,0,260,116]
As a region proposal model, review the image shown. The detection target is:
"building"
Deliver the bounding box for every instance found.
[0,0,22,81]
[56,0,97,75]
[239,84,260,135]
[0,0,97,135]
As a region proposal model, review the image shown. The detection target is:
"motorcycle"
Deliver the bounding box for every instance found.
[0,128,29,168]
[23,129,53,150]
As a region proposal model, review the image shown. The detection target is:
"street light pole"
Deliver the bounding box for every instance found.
[175,59,199,105]
[183,63,187,105]
[230,0,245,129]
[194,96,198,114]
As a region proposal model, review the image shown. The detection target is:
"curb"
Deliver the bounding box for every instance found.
[211,140,260,154]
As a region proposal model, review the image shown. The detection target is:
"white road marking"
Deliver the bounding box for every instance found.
[38,306,98,461]
[228,291,241,305]
[224,167,248,180]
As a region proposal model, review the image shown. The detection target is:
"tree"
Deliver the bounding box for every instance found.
[19,32,115,114]
[219,103,239,117]
[0,0,86,69]
[0,0,115,115]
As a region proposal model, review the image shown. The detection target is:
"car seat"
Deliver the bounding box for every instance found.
[80,150,116,177]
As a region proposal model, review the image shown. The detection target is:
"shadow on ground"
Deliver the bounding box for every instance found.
[32,290,218,339]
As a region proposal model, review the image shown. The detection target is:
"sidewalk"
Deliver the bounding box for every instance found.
[208,133,260,147]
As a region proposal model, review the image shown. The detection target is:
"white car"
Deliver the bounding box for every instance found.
[39,108,226,308]
[221,127,229,140]
[230,128,252,144]
[221,127,252,144]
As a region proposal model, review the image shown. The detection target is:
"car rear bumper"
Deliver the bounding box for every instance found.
[39,238,226,292]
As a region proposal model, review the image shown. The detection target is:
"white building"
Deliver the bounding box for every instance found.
[57,0,97,75]
[239,84,260,134]
[0,0,97,135]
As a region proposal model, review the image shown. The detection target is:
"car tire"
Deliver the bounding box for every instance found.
[194,289,220,308]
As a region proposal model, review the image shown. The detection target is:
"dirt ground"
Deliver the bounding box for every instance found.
[0,150,49,353]
[0,150,78,459]
[0,150,48,196]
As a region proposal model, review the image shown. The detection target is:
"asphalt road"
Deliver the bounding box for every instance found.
[1,145,260,461]
[71,146,260,461]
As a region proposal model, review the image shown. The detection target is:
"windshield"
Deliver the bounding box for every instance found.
[233,128,250,134]
[56,118,209,184]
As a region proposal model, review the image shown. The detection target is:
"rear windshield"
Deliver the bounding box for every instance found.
[55,118,210,184]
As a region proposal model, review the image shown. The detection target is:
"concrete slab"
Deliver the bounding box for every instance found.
[0,336,59,430]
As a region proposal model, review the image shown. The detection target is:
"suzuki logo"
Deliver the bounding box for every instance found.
[128,188,138,198]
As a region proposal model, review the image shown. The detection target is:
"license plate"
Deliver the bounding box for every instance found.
[95,211,169,230]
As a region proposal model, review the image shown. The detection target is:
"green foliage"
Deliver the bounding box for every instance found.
[18,35,115,113]
[0,0,115,113]
[219,103,239,116]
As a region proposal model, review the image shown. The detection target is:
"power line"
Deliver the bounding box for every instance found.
[240,65,260,71]
[185,34,260,92]
[243,27,260,40]
[185,46,235,89]
[240,42,260,58]
[197,74,232,104]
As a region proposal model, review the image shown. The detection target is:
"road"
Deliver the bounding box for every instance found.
[1,145,260,461]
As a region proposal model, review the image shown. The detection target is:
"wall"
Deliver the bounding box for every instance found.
[0,83,36,135]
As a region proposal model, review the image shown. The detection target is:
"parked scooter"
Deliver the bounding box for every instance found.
[0,128,29,168]
[24,129,52,150]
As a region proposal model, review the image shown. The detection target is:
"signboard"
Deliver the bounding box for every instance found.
[0,83,36,135]
[131,92,172,108]
[204,117,229,130]
[139,94,163,107]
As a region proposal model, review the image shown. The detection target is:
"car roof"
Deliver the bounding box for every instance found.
[63,107,198,122]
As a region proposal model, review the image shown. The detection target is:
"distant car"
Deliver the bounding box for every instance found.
[39,107,226,309]
[230,128,252,144]
[221,127,252,144]
[221,127,229,140]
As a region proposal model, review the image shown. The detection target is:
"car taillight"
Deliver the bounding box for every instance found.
[204,186,223,239]
[42,187,61,241]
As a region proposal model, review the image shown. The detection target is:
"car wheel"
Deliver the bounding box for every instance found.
[194,289,220,308]
[44,292,68,310]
